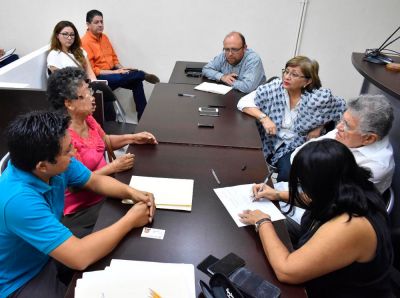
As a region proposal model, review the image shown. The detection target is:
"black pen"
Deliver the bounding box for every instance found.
[178,93,196,98]
[208,105,226,108]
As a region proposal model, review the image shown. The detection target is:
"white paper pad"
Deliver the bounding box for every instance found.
[129,176,194,211]
[214,184,285,227]
[194,82,233,95]
[75,259,195,298]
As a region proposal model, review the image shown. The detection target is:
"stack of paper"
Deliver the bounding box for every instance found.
[214,184,285,227]
[0,48,16,63]
[194,82,232,95]
[75,259,195,298]
[129,176,194,211]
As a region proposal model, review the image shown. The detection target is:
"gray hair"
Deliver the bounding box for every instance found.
[47,67,88,111]
[347,94,393,139]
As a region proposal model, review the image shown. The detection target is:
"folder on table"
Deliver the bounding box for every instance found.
[129,176,194,211]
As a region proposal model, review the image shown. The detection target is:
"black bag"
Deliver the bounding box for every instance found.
[200,273,244,298]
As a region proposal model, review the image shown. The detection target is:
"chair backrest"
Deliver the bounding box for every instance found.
[0,152,10,175]
[92,90,105,128]
[383,187,395,214]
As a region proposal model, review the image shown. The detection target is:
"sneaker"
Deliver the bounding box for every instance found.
[144,73,160,84]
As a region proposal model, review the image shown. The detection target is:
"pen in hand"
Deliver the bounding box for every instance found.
[252,172,274,202]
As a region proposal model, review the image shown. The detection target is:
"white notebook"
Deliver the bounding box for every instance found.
[129,175,194,211]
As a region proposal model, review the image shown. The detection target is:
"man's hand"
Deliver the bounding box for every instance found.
[125,201,151,228]
[0,49,5,57]
[110,153,135,173]
[112,68,130,74]
[128,189,156,222]
[132,132,158,144]
[220,73,238,86]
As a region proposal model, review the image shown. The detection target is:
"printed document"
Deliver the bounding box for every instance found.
[214,184,285,227]
[130,176,194,211]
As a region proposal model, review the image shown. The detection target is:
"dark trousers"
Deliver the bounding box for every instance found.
[98,69,147,120]
[9,260,67,298]
[0,54,19,68]
[61,200,104,238]
[275,150,294,182]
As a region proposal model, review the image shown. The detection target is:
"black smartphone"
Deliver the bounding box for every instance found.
[197,255,219,276]
[198,123,214,128]
[207,253,245,276]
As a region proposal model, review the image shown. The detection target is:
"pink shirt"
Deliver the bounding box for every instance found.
[64,115,107,215]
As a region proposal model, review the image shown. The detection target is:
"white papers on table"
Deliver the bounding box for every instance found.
[214,184,285,227]
[0,48,16,62]
[129,176,194,211]
[194,82,233,95]
[75,259,195,298]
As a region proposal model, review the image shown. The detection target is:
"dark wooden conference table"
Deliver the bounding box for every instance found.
[65,61,306,297]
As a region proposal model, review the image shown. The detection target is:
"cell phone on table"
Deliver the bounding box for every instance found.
[197,254,219,277]
[207,252,245,276]
[199,107,219,117]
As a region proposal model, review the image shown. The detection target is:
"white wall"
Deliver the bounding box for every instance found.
[0,0,399,101]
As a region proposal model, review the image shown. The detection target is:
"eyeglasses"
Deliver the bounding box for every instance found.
[337,116,356,132]
[223,47,243,54]
[282,69,306,79]
[59,32,75,39]
[77,88,94,100]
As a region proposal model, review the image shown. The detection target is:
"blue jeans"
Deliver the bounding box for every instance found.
[276,150,294,182]
[0,54,19,68]
[98,69,147,120]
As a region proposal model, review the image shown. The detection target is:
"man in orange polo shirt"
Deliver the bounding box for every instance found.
[81,9,159,120]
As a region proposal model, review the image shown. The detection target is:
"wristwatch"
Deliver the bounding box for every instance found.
[255,217,271,232]
[257,114,267,122]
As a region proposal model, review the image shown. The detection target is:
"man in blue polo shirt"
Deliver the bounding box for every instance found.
[0,111,155,298]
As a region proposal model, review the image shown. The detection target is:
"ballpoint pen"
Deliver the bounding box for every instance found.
[211,169,221,184]
[252,163,277,202]
[178,93,196,98]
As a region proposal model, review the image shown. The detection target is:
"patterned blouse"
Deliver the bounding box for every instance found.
[254,78,346,164]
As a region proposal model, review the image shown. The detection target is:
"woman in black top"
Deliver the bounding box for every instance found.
[239,139,393,297]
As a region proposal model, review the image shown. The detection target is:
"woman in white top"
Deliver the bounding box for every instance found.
[48,20,117,121]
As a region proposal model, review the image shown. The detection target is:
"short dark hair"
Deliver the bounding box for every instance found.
[7,111,70,172]
[86,9,103,23]
[47,67,88,111]
[288,139,387,223]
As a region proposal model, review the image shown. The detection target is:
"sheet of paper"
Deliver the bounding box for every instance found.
[75,259,196,298]
[214,184,285,227]
[129,176,194,211]
[194,82,232,95]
